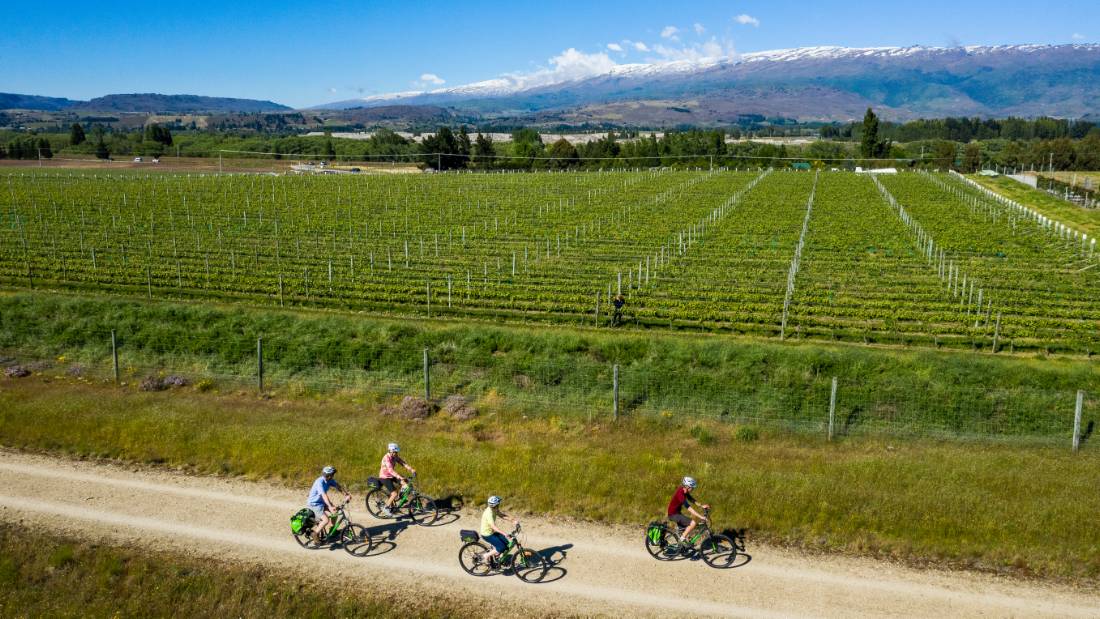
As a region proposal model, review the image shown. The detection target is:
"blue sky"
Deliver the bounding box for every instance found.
[1,1,1096,108]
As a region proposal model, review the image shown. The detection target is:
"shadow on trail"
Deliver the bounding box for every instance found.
[516,542,572,584]
[361,520,413,557]
[421,494,463,527]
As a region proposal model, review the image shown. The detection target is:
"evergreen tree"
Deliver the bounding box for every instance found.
[95,135,110,160]
[457,126,472,163]
[861,108,882,158]
[36,138,53,159]
[473,132,496,168]
[547,138,580,169]
[324,138,336,161]
[69,123,86,146]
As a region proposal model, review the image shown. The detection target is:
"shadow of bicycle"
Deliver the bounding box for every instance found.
[514,543,572,584]
[356,520,414,557]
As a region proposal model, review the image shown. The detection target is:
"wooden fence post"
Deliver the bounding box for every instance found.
[828,376,837,441]
[612,364,620,421]
[423,348,431,401]
[1073,390,1084,452]
[111,330,119,384]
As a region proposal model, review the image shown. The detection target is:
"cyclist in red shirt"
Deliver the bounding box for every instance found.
[668,476,709,546]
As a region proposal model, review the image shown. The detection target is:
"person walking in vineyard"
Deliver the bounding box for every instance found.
[612,293,626,326]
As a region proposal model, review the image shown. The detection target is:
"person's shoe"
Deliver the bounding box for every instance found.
[380,507,393,517]
[310,530,321,546]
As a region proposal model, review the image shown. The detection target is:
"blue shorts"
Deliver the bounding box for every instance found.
[485,532,508,553]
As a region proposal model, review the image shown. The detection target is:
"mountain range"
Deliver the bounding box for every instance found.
[3,44,1097,124]
[318,44,1100,124]
[0,93,290,114]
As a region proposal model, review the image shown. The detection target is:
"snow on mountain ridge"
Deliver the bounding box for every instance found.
[347,44,1097,106]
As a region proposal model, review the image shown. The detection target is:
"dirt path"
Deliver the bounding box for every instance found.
[0,451,1095,618]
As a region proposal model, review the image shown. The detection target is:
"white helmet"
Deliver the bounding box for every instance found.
[682,476,697,489]
[487,495,502,507]
[322,465,336,476]
[387,442,400,452]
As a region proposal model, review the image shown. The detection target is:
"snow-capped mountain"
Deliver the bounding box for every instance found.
[316,44,1100,123]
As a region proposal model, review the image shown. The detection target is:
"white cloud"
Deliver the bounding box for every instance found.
[633,41,650,52]
[735,14,760,27]
[1072,33,1086,40]
[652,37,736,63]
[419,73,446,86]
[606,42,623,52]
[661,25,680,40]
[328,87,337,94]
[694,23,706,35]
[463,48,618,93]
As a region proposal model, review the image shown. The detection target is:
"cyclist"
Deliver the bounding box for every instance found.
[379,442,416,517]
[480,495,519,564]
[667,476,709,548]
[307,465,351,545]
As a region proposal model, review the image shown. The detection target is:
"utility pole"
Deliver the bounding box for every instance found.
[1049,152,1054,175]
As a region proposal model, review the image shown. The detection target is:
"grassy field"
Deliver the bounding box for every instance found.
[0,524,488,618]
[1,377,1098,584]
[969,174,1100,237]
[2,291,1097,438]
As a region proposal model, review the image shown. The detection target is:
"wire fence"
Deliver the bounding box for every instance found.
[1,339,1093,449]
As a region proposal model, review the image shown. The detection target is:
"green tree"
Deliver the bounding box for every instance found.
[36,138,53,159]
[860,108,890,159]
[324,138,336,161]
[69,123,86,146]
[472,132,496,168]
[546,138,579,169]
[457,126,472,163]
[962,142,982,173]
[420,127,463,170]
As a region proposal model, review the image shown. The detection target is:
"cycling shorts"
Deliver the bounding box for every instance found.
[380,477,399,492]
[668,513,692,529]
[485,532,509,553]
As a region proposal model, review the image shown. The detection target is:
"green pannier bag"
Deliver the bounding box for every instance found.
[290,508,314,534]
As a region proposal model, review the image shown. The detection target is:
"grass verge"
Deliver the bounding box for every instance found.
[0,524,491,618]
[1,377,1098,585]
[969,174,1100,236]
[2,291,1098,438]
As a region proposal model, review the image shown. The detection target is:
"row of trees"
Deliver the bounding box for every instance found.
[823,114,1098,143]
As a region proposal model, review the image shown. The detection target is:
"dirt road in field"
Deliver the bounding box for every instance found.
[0,451,1095,618]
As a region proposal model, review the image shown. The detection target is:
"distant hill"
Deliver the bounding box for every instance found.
[77,94,291,113]
[0,93,81,111]
[0,92,291,113]
[317,44,1100,124]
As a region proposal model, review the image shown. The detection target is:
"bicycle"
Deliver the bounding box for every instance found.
[290,500,371,555]
[644,508,743,568]
[364,474,439,525]
[458,524,546,578]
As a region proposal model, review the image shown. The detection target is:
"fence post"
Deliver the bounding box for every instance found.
[111,330,119,384]
[423,347,431,401]
[612,364,620,421]
[257,336,264,393]
[1073,389,1084,452]
[992,312,1001,353]
[828,376,837,441]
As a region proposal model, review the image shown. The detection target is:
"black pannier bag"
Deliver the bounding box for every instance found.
[459,529,479,542]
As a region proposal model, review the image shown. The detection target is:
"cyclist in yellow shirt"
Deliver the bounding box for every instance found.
[479,495,518,564]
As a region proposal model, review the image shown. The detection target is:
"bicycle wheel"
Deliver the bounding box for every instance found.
[512,548,546,580]
[644,525,679,560]
[341,523,373,557]
[409,495,438,526]
[458,541,494,576]
[292,527,313,548]
[701,534,738,568]
[364,488,395,520]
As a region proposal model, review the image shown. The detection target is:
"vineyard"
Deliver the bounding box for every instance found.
[2,168,1099,353]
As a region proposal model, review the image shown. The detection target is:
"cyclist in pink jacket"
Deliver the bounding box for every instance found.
[379,442,416,517]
